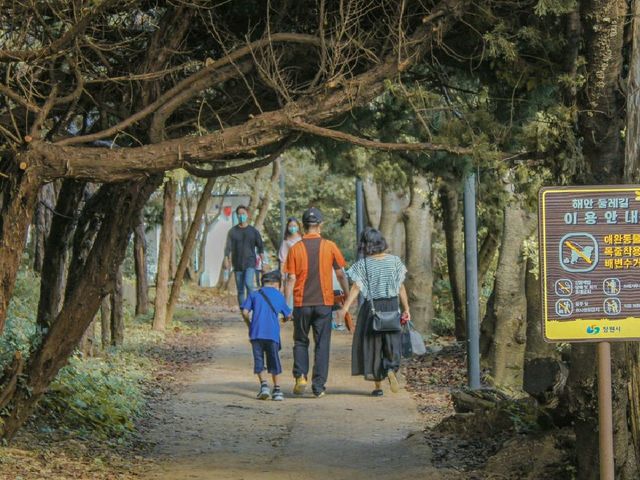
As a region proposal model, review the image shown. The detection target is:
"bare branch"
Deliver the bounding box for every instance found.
[0,1,118,62]
[55,33,324,146]
[289,119,473,155]
[0,84,41,113]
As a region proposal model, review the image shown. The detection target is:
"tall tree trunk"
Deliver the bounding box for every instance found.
[0,167,42,333]
[33,183,56,273]
[478,227,501,288]
[379,188,407,256]
[483,197,535,391]
[439,180,466,340]
[110,266,124,347]
[568,1,636,478]
[134,209,149,315]
[254,158,280,232]
[622,0,640,473]
[522,254,567,404]
[247,167,266,215]
[36,180,85,330]
[79,320,96,357]
[403,175,434,336]
[100,296,111,348]
[362,174,381,229]
[153,179,177,331]
[0,177,160,442]
[165,178,216,324]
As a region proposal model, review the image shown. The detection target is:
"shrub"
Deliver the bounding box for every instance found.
[41,352,151,438]
[0,270,42,367]
[2,269,157,439]
[432,310,456,336]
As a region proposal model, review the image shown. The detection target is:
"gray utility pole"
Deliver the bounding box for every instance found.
[463,172,481,390]
[355,178,365,250]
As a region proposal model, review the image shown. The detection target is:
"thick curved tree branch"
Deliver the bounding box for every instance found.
[184,140,290,178]
[24,0,467,182]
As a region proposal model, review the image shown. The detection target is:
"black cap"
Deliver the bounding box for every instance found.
[261,270,282,285]
[302,207,323,225]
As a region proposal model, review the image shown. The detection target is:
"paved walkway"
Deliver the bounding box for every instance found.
[142,315,457,480]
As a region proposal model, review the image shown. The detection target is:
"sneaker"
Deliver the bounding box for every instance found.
[293,376,307,395]
[313,389,326,398]
[272,388,284,401]
[371,389,384,397]
[334,323,347,331]
[387,371,399,393]
[257,383,270,400]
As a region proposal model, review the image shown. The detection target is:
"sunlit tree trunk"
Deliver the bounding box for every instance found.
[362,174,381,229]
[482,193,535,391]
[165,177,216,324]
[379,188,407,255]
[153,179,177,331]
[403,174,434,336]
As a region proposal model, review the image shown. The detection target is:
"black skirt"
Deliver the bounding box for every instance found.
[351,296,402,381]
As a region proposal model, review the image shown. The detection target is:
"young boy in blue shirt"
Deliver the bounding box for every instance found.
[241,270,292,401]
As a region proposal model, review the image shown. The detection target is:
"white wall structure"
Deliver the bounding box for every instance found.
[146,194,251,287]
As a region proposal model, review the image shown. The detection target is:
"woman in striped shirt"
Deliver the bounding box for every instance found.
[337,228,411,396]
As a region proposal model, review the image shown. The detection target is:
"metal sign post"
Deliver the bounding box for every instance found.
[597,341,614,480]
[538,185,640,479]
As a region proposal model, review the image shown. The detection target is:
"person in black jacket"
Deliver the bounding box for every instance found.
[224,205,265,308]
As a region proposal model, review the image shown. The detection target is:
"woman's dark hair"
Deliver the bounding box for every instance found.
[285,217,300,239]
[358,227,388,256]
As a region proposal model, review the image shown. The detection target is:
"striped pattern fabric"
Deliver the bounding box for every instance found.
[346,255,407,300]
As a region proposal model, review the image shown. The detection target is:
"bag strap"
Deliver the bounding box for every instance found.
[363,258,377,314]
[258,288,279,317]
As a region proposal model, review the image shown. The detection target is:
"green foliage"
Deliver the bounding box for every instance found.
[432,310,456,337]
[41,353,151,439]
[1,270,158,440]
[432,278,456,337]
[0,271,42,367]
[534,0,577,17]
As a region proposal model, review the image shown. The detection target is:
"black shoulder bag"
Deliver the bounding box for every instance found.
[364,258,401,332]
[258,289,279,317]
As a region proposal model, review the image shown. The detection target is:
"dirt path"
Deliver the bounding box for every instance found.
[142,313,461,480]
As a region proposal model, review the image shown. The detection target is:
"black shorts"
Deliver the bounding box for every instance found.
[251,339,282,375]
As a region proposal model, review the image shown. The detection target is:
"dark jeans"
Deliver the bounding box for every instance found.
[235,268,256,308]
[292,305,333,394]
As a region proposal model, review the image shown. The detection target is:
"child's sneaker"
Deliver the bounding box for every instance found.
[272,387,284,401]
[257,382,270,400]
